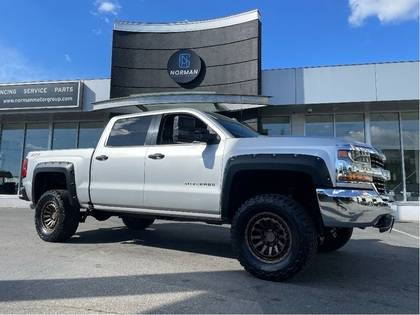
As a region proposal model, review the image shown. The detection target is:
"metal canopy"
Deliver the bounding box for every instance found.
[92,91,269,112]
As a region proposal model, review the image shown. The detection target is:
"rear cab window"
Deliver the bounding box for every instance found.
[106,115,153,147]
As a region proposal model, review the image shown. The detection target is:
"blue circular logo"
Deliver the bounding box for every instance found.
[167,49,202,84]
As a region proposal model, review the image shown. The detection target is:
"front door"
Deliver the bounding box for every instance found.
[143,113,225,214]
[90,115,153,208]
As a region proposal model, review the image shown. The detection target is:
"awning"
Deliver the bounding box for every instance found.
[92,91,269,113]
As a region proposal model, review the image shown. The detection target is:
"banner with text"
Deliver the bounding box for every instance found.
[0,81,81,110]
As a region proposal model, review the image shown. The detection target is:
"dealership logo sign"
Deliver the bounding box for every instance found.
[167,49,202,84]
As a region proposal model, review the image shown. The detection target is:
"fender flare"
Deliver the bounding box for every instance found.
[32,161,80,208]
[220,154,333,221]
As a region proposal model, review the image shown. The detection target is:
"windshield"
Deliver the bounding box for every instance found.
[206,112,260,138]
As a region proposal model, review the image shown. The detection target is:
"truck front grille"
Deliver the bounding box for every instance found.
[370,153,387,195]
[371,153,385,169]
[373,177,386,195]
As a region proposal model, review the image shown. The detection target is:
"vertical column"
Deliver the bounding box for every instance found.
[398,112,407,201]
[291,113,305,136]
[364,112,371,145]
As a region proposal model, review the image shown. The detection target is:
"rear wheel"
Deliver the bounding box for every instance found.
[35,189,80,242]
[122,216,155,231]
[231,194,318,281]
[318,227,353,252]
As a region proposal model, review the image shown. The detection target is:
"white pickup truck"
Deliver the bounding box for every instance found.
[20,108,394,281]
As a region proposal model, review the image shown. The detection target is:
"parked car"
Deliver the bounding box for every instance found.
[20,108,394,281]
[0,170,16,194]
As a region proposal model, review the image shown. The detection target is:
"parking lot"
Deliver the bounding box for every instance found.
[0,207,418,314]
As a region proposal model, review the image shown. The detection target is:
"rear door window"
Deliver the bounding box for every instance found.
[107,115,153,147]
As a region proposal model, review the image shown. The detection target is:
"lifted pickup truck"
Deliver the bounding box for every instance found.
[21,108,394,281]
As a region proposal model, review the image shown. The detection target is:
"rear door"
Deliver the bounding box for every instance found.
[90,114,154,208]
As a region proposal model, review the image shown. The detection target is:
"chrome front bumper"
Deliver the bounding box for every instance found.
[316,188,394,230]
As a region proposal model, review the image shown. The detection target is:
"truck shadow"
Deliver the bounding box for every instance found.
[70,222,235,259]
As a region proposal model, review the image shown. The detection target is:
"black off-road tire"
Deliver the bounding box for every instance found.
[35,189,80,242]
[122,216,155,231]
[231,194,318,281]
[318,228,353,252]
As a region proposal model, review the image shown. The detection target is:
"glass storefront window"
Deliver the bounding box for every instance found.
[24,123,50,157]
[370,113,404,201]
[401,112,419,201]
[335,114,365,142]
[305,115,333,137]
[52,122,77,149]
[78,121,104,148]
[0,124,24,194]
[262,116,291,136]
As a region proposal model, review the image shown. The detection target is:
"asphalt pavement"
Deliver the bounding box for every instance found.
[0,207,418,314]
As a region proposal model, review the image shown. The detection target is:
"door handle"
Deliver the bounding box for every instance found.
[95,155,108,161]
[148,153,165,160]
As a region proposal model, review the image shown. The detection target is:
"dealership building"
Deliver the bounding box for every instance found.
[0,10,419,219]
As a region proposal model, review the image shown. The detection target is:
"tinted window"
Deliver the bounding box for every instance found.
[78,121,104,148]
[206,112,259,138]
[24,123,49,156]
[401,112,419,201]
[262,116,291,136]
[107,116,153,147]
[157,114,214,145]
[52,122,77,149]
[305,115,334,137]
[370,113,403,201]
[335,114,365,142]
[0,124,24,194]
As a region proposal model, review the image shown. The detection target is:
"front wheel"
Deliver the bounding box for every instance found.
[318,227,353,252]
[231,194,318,281]
[35,190,80,242]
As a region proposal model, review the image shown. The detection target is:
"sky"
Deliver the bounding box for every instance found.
[0,0,418,83]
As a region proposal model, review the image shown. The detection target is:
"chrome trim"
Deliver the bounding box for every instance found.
[114,10,260,33]
[316,189,394,227]
[335,182,374,189]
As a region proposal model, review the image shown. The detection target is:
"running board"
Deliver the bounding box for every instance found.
[81,204,222,223]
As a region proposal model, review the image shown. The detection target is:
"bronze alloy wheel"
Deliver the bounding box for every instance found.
[245,212,292,263]
[41,202,59,231]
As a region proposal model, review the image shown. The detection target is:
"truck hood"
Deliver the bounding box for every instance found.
[226,136,371,152]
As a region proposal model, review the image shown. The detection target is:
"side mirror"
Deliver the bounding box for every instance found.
[173,115,219,144]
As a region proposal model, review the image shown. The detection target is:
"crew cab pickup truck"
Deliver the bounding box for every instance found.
[20,108,394,281]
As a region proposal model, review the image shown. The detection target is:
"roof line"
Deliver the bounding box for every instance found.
[114,9,260,33]
[263,60,420,71]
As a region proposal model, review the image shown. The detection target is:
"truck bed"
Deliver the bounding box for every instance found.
[24,148,95,205]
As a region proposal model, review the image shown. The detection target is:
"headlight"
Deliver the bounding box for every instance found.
[336,146,373,184]
[337,148,371,164]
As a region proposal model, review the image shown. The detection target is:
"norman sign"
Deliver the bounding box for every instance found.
[0,81,81,110]
[167,49,202,84]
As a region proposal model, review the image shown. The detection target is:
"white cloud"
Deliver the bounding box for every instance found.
[94,0,121,16]
[97,1,120,15]
[349,0,419,26]
[64,54,71,63]
[0,44,46,83]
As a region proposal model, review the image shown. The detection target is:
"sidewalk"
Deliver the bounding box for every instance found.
[0,195,30,208]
